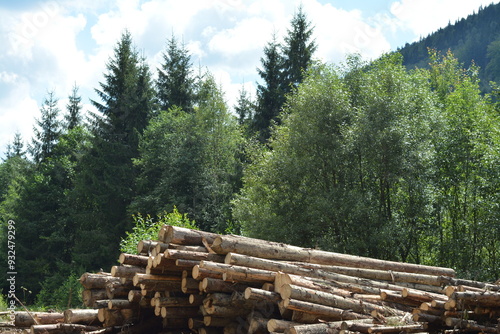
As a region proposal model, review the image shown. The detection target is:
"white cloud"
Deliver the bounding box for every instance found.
[1,0,495,159]
[391,0,495,39]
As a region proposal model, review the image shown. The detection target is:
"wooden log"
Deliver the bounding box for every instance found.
[106,280,134,299]
[132,273,181,291]
[367,324,427,333]
[176,259,201,269]
[128,289,144,303]
[192,265,224,280]
[63,309,99,325]
[199,261,276,283]
[203,316,237,327]
[273,265,433,296]
[411,312,441,323]
[108,299,135,309]
[183,277,202,293]
[200,328,226,334]
[267,319,301,333]
[190,294,206,305]
[161,306,200,319]
[380,290,423,308]
[276,259,445,287]
[248,316,269,334]
[14,312,64,327]
[450,291,500,307]
[212,235,455,277]
[159,225,218,245]
[282,299,370,320]
[82,289,108,307]
[118,253,149,267]
[169,243,209,252]
[152,254,179,269]
[94,299,111,308]
[446,277,500,292]
[111,265,146,278]
[245,287,281,303]
[97,308,139,327]
[165,249,225,262]
[156,296,193,308]
[79,273,118,289]
[281,284,405,316]
[285,321,345,334]
[275,272,354,296]
[203,304,251,317]
[137,240,160,254]
[188,317,205,330]
[30,323,101,334]
[401,288,447,302]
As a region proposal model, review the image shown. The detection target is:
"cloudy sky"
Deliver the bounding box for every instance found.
[0,0,497,158]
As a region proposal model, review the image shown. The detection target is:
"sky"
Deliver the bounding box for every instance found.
[0,0,497,158]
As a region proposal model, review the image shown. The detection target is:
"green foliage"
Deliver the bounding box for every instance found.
[0,293,7,311]
[399,2,500,91]
[157,35,195,113]
[235,51,500,281]
[35,272,83,310]
[120,207,196,254]
[29,91,62,163]
[132,72,243,233]
[70,30,155,272]
[253,7,316,143]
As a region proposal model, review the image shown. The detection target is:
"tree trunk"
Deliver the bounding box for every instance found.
[159,225,218,245]
[212,235,455,277]
[280,284,405,317]
[118,253,149,267]
[282,299,370,321]
[63,309,99,325]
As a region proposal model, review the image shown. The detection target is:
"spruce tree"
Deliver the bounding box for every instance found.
[65,83,82,130]
[72,30,154,270]
[234,86,255,128]
[29,91,61,163]
[157,35,195,112]
[5,132,25,159]
[281,5,317,91]
[253,34,285,142]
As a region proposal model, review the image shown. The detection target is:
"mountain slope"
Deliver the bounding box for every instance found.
[398,2,500,90]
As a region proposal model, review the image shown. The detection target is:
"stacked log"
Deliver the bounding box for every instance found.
[14,225,500,334]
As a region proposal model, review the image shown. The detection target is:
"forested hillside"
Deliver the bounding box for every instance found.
[1,5,499,307]
[398,2,500,91]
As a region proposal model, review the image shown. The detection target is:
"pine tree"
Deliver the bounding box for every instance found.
[71,30,154,270]
[29,91,61,163]
[65,83,82,130]
[281,5,317,92]
[157,35,195,112]
[253,34,285,142]
[5,132,25,159]
[234,85,255,127]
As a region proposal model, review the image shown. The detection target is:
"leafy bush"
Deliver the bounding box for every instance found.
[120,206,197,254]
[35,272,83,310]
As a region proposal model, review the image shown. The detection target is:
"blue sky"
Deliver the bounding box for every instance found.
[0,0,497,158]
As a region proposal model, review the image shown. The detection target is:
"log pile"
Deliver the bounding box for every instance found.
[14,226,500,334]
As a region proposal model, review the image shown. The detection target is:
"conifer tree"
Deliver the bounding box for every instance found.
[157,35,195,112]
[72,30,154,270]
[5,132,25,159]
[29,91,61,163]
[65,83,82,130]
[253,34,285,142]
[234,85,255,129]
[281,5,317,92]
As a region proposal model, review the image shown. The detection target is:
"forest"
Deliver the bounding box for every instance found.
[1,4,500,308]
